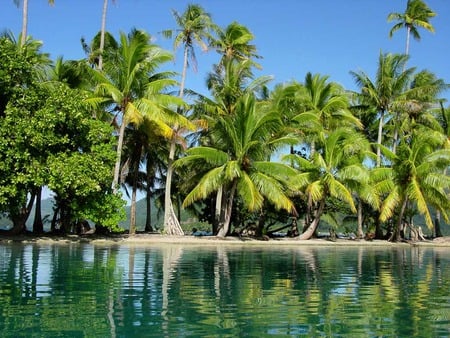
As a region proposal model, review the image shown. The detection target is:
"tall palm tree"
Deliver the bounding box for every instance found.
[350,53,414,167]
[174,94,297,237]
[388,0,436,55]
[86,30,187,195]
[210,21,261,68]
[13,0,55,47]
[284,128,371,240]
[98,0,116,70]
[162,4,214,235]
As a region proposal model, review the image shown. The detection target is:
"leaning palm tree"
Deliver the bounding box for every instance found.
[162,4,214,235]
[85,30,187,196]
[285,128,371,240]
[388,0,436,55]
[13,0,55,47]
[174,94,297,237]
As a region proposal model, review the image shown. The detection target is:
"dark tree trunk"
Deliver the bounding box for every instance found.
[33,186,44,234]
[434,210,443,238]
[144,157,154,232]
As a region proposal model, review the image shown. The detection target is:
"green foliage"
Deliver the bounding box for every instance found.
[0,79,125,230]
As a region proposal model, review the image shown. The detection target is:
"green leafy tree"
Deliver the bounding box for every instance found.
[388,0,436,55]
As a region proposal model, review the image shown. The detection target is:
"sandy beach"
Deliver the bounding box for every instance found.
[1,233,450,248]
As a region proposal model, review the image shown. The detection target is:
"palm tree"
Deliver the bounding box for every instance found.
[388,0,436,55]
[290,72,361,231]
[284,128,371,240]
[378,129,450,242]
[162,4,214,235]
[85,30,187,195]
[210,21,261,67]
[293,72,362,155]
[98,0,116,70]
[13,0,55,47]
[174,94,297,237]
[433,101,450,237]
[350,53,414,167]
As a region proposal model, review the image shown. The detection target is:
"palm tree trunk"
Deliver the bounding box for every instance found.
[20,0,28,46]
[112,110,127,193]
[144,158,153,232]
[356,198,364,239]
[391,196,408,242]
[405,26,411,56]
[214,185,223,231]
[217,180,237,238]
[163,45,189,235]
[98,0,109,70]
[376,110,385,167]
[163,140,184,235]
[129,173,138,235]
[299,198,326,240]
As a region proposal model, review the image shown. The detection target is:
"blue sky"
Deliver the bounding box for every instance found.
[1,0,450,100]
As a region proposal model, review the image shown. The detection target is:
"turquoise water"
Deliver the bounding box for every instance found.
[0,243,449,337]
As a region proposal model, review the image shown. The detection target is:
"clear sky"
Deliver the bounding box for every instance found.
[1,1,449,100]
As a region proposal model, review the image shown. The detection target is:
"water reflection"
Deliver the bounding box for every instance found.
[0,244,449,337]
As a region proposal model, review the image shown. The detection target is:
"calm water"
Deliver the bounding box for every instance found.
[0,243,449,337]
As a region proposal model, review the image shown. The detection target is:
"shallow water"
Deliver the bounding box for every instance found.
[0,243,449,337]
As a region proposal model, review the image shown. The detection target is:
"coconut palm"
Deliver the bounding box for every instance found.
[13,0,55,47]
[98,0,116,70]
[388,0,436,55]
[284,128,371,240]
[350,53,414,167]
[174,94,297,237]
[210,21,261,67]
[293,72,362,155]
[162,3,213,97]
[85,29,187,195]
[378,129,450,242]
[433,101,450,237]
[161,4,215,235]
[392,70,448,153]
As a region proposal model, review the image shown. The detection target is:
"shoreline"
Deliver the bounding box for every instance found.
[1,233,450,248]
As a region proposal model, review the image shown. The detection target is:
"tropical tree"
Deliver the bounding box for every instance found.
[350,53,414,167]
[162,4,214,235]
[13,0,55,47]
[433,101,450,237]
[284,128,371,240]
[174,94,297,237]
[210,21,261,67]
[388,0,436,55]
[293,72,362,156]
[378,129,450,242]
[98,0,116,70]
[85,29,186,195]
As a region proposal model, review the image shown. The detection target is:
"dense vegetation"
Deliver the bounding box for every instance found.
[0,0,449,240]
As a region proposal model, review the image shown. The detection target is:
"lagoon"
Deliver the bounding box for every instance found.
[0,243,449,337]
